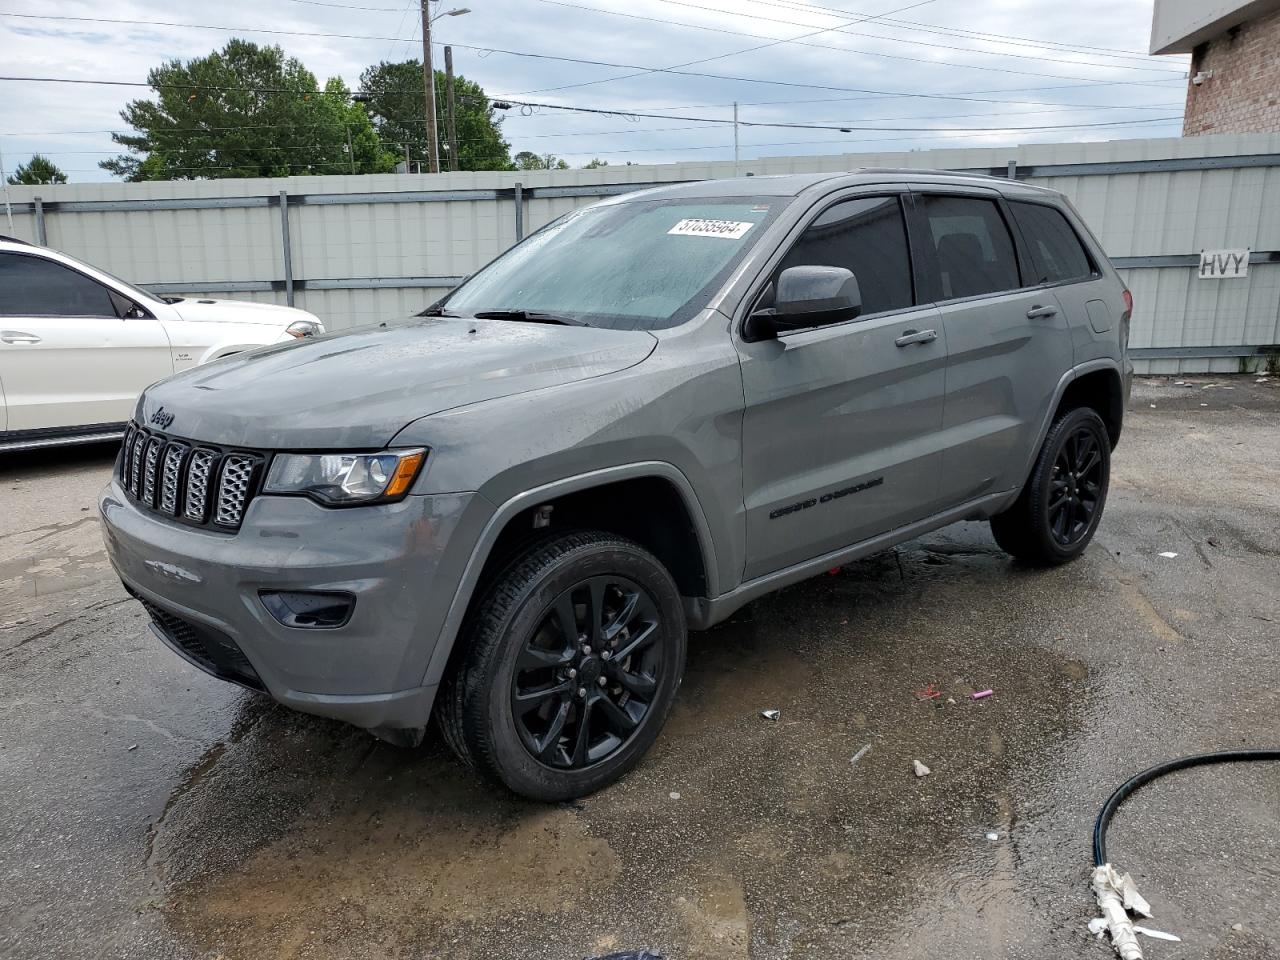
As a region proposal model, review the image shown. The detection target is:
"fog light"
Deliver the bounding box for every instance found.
[260,590,355,629]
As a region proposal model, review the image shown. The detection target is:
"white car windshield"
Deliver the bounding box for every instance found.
[439,197,783,330]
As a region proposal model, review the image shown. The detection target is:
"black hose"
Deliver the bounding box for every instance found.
[1093,749,1280,867]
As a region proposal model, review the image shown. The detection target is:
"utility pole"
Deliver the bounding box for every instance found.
[444,45,459,172]
[733,102,740,174]
[346,124,355,174]
[0,140,13,234]
[419,0,440,173]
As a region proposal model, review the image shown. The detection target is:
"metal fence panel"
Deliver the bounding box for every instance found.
[5,133,1280,373]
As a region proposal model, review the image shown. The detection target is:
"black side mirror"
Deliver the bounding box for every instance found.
[746,265,862,340]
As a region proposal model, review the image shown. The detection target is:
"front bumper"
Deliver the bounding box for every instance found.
[99,478,484,730]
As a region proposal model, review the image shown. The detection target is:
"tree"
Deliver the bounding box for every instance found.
[359,60,512,171]
[101,40,397,180]
[513,151,570,170]
[6,155,68,185]
[582,157,609,169]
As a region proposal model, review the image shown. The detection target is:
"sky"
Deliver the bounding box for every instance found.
[0,0,1191,182]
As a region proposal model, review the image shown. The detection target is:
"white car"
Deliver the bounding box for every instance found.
[0,237,323,452]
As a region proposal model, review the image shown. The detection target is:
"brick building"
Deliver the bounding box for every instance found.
[1151,0,1280,135]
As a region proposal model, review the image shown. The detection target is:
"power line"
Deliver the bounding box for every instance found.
[532,0,1180,82]
[0,11,1185,90]
[515,0,940,96]
[721,0,1158,57]
[46,116,1187,173]
[633,0,1185,74]
[20,105,1188,156]
[0,74,1185,126]
[5,101,1183,140]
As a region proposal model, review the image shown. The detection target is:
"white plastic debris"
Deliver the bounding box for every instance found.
[985,832,999,841]
[913,760,931,778]
[1092,863,1151,960]
[850,744,871,766]
[669,791,681,800]
[760,709,780,721]
[1158,552,1179,559]
[1134,926,1181,943]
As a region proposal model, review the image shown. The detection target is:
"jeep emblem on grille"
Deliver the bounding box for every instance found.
[149,407,175,429]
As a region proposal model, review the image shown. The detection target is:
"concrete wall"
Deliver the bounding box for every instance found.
[4,133,1280,374]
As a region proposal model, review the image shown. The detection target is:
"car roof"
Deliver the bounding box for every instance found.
[610,168,1062,202]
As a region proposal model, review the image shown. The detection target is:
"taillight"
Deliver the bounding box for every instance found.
[1120,288,1132,348]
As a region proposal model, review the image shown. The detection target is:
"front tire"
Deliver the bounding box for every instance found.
[438,530,687,801]
[990,407,1111,566]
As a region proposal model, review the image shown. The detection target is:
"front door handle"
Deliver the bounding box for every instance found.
[895,328,938,347]
[1,331,42,344]
[1026,304,1058,319]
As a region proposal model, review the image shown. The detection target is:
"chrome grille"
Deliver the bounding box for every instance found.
[141,437,164,505]
[117,423,261,531]
[215,455,256,527]
[159,442,189,515]
[184,449,217,522]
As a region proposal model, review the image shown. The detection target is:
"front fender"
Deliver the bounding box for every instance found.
[418,461,720,692]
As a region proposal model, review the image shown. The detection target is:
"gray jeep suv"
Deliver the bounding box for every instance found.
[100,170,1131,800]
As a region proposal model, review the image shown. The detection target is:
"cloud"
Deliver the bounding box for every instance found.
[0,0,1188,181]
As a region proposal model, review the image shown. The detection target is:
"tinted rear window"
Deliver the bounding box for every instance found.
[918,195,1021,300]
[1010,201,1094,285]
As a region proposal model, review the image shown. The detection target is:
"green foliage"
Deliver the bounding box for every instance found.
[513,151,570,170]
[358,60,512,171]
[101,40,397,180]
[6,154,68,185]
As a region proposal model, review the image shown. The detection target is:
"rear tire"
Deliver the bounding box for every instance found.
[990,407,1111,566]
[438,530,686,801]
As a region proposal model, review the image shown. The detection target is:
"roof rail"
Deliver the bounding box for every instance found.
[0,235,35,245]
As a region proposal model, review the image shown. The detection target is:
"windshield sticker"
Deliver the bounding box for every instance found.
[668,218,756,240]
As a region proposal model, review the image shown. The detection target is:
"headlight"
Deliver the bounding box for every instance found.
[264,449,426,505]
[286,319,325,339]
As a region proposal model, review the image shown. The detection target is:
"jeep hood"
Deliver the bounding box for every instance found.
[138,317,657,449]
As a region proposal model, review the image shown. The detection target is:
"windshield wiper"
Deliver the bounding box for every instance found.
[471,309,588,327]
[419,305,464,317]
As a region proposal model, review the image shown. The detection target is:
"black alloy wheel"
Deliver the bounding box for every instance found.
[990,406,1111,566]
[511,575,663,769]
[438,530,686,801]
[1046,424,1105,547]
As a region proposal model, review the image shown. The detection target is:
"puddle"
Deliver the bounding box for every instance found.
[149,531,1099,959]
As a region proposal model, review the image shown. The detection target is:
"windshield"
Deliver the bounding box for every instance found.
[439,197,783,330]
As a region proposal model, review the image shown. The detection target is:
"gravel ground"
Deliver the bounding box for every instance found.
[1,374,1277,960]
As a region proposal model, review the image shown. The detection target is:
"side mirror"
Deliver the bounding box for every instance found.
[746,265,862,340]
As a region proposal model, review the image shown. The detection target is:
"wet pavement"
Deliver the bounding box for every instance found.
[2,375,1278,960]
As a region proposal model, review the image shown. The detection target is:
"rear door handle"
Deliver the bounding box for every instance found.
[895,328,938,347]
[1026,305,1058,319]
[1,331,42,344]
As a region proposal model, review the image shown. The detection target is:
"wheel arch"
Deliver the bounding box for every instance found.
[1019,359,1124,487]
[421,462,718,691]
[1054,364,1124,449]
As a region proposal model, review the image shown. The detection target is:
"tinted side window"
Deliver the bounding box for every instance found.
[0,253,116,317]
[778,195,913,315]
[1009,201,1093,285]
[919,195,1020,300]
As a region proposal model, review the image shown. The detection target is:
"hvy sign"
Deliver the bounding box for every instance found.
[1198,248,1250,279]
